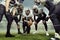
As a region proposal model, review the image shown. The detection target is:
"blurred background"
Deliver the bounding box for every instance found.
[0,0,60,33]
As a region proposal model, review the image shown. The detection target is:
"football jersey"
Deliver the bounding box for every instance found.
[22,10,33,21]
[33,4,49,16]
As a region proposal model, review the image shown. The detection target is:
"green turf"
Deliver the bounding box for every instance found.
[0,17,55,40]
[0,33,54,40]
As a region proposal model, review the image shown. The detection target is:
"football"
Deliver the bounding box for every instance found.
[27,19,33,26]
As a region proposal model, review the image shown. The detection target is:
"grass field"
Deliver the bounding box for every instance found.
[0,33,54,40]
[0,17,55,40]
[0,0,60,40]
[0,21,55,40]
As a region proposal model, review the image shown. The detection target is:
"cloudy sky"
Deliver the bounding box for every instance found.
[0,0,60,15]
[0,0,60,7]
[0,0,34,8]
[23,0,34,8]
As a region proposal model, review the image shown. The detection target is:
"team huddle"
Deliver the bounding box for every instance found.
[0,0,60,40]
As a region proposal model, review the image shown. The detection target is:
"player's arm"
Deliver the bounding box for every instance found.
[5,0,11,12]
[22,17,28,23]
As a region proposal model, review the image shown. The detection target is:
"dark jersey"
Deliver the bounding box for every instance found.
[45,1,55,15]
[38,12,46,19]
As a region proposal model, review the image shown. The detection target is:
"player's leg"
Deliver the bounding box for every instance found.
[6,20,13,37]
[27,25,31,34]
[57,16,60,34]
[35,17,41,30]
[50,14,60,39]
[22,21,27,33]
[34,15,38,31]
[5,13,14,37]
[33,17,41,34]
[0,4,5,22]
[18,15,22,22]
[42,20,49,36]
[14,17,22,34]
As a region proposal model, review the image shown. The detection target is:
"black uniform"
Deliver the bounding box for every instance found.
[34,11,48,31]
[36,12,46,23]
[6,8,22,35]
[17,5,23,21]
[5,1,23,37]
[44,0,60,34]
[6,0,15,35]
[0,4,5,22]
[33,8,38,31]
[22,15,33,34]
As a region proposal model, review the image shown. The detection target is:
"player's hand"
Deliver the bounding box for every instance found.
[28,19,33,26]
